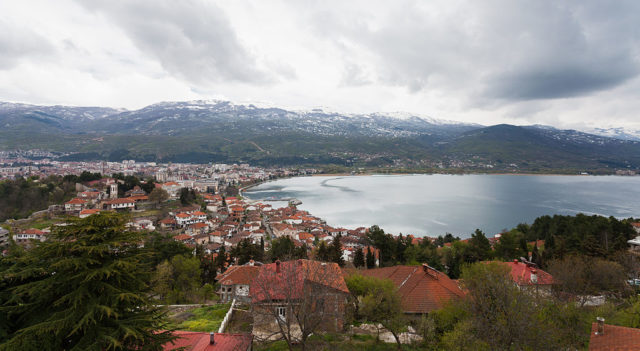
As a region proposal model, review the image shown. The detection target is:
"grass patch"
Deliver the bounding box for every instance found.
[132,209,161,218]
[254,333,426,351]
[168,303,231,332]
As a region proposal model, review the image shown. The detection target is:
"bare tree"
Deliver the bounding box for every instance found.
[250,259,350,351]
[548,255,630,305]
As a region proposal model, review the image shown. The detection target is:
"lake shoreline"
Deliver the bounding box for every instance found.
[313,172,622,177]
[242,174,640,238]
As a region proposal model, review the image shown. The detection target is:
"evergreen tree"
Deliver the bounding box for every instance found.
[353,247,365,268]
[367,225,395,267]
[269,236,307,261]
[531,243,543,267]
[395,234,408,264]
[0,213,175,350]
[366,247,376,269]
[329,233,345,267]
[213,246,228,274]
[229,238,264,265]
[316,241,330,262]
[468,229,492,262]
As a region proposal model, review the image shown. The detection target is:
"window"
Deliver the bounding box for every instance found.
[276,306,286,322]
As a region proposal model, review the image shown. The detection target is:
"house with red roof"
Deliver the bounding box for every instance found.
[14,228,48,246]
[250,259,350,341]
[162,331,252,351]
[588,318,640,351]
[78,190,104,203]
[355,264,465,315]
[186,222,210,236]
[64,198,86,213]
[217,263,261,303]
[158,218,177,230]
[493,259,554,293]
[103,197,136,211]
[270,223,297,239]
[79,208,101,218]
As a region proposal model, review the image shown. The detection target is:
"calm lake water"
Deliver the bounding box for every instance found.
[243,175,640,238]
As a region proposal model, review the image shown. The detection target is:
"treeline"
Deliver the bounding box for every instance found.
[362,214,637,279]
[0,176,77,221]
[527,214,636,261]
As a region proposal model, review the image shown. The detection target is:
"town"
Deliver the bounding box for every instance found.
[2,159,640,350]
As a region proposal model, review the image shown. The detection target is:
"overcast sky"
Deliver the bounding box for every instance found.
[1,0,639,129]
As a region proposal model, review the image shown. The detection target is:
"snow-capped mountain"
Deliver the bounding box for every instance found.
[585,127,640,142]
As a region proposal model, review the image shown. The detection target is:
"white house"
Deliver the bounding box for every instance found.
[14,228,48,244]
[64,198,86,213]
[104,198,136,211]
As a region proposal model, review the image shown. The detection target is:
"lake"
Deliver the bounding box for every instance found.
[243,174,640,238]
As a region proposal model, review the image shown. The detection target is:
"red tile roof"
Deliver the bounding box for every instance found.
[20,228,45,235]
[250,259,349,302]
[128,195,149,201]
[176,213,191,218]
[79,209,101,215]
[65,198,86,205]
[163,331,252,351]
[356,265,465,314]
[496,260,554,286]
[217,265,260,286]
[589,323,640,350]
[173,234,192,241]
[297,232,314,240]
[193,211,207,216]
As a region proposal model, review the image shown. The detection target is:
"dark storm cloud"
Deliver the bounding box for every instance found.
[76,0,270,84]
[0,20,54,69]
[301,0,640,102]
[491,64,635,100]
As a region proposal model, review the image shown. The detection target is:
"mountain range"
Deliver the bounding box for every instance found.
[1,100,639,173]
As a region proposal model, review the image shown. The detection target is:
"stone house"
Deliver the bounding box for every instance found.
[250,259,350,341]
[216,263,261,303]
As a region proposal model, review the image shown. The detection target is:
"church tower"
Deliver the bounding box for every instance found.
[110,183,118,199]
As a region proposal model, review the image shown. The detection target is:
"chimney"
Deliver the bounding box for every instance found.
[276,259,281,273]
[249,259,254,266]
[530,269,538,284]
[513,259,518,264]
[422,263,428,272]
[209,332,215,344]
[596,317,605,335]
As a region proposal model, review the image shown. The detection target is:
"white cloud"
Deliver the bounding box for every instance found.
[0,0,639,129]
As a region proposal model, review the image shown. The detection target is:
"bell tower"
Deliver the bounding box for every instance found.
[110,183,118,199]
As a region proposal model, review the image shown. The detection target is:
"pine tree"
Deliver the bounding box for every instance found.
[469,229,492,261]
[0,212,175,350]
[329,233,345,267]
[213,246,228,274]
[366,247,376,269]
[353,247,365,268]
[531,243,543,267]
[316,241,330,262]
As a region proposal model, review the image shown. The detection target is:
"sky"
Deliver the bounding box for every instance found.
[1,0,639,129]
